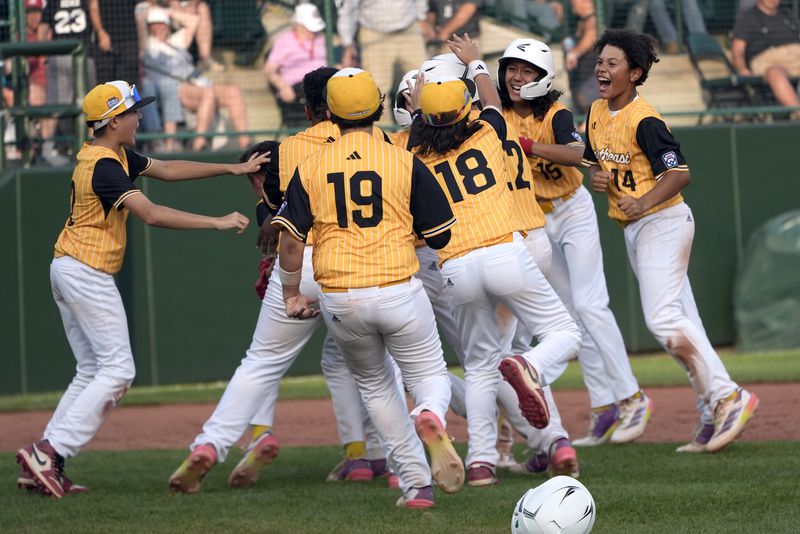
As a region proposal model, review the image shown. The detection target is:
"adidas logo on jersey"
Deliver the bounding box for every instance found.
[346,151,362,160]
[446,278,454,287]
[427,261,438,272]
[325,136,336,143]
[331,314,341,323]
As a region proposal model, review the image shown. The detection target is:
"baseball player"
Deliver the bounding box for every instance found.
[168,68,403,494]
[497,38,653,446]
[393,60,579,478]
[585,29,758,453]
[273,68,463,509]
[245,135,399,486]
[405,34,582,486]
[15,81,262,499]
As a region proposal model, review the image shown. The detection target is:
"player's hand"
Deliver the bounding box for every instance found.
[98,30,112,52]
[447,33,480,65]
[217,212,250,233]
[278,85,296,103]
[256,216,279,256]
[409,70,424,112]
[617,196,646,219]
[284,294,319,319]
[342,45,358,68]
[591,170,612,192]
[233,152,271,176]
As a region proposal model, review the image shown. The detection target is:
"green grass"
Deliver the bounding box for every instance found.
[2,442,799,533]
[1,349,798,412]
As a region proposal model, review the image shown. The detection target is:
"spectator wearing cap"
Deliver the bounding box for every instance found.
[732,0,800,118]
[337,0,429,105]
[38,0,97,166]
[141,6,250,151]
[264,2,327,126]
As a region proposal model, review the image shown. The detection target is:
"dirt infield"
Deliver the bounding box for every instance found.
[2,383,798,452]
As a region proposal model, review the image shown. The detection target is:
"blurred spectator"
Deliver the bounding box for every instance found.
[25,0,46,108]
[167,0,224,72]
[337,0,429,102]
[606,0,708,53]
[732,0,800,118]
[426,0,481,54]
[264,2,327,127]
[89,0,140,84]
[644,0,709,53]
[141,7,250,150]
[38,0,96,166]
[492,0,563,42]
[563,0,599,116]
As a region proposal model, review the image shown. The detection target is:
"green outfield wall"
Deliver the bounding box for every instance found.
[1,122,797,394]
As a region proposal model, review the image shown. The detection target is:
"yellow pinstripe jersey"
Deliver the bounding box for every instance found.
[410,108,521,264]
[503,103,585,200]
[583,97,687,223]
[54,143,150,274]
[274,121,388,245]
[273,131,455,289]
[502,119,546,231]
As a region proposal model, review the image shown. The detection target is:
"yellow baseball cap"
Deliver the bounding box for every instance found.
[326,68,381,120]
[420,76,472,127]
[83,80,157,128]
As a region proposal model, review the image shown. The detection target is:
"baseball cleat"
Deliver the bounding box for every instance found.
[547,438,580,478]
[370,458,401,489]
[676,422,715,453]
[326,458,373,482]
[499,356,550,429]
[16,440,66,499]
[17,461,87,495]
[228,431,280,489]
[169,443,217,494]
[610,392,653,444]
[414,410,464,494]
[466,462,498,487]
[573,404,620,447]
[509,452,548,475]
[396,485,434,509]
[706,388,759,453]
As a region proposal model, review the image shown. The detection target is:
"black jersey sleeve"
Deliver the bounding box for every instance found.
[478,107,508,141]
[552,108,584,146]
[635,117,689,177]
[410,156,455,249]
[123,148,152,179]
[582,105,598,164]
[272,169,312,242]
[92,159,141,215]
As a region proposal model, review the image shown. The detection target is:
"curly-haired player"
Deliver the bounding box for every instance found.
[584,29,759,453]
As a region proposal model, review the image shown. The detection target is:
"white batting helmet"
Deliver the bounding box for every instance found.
[497,38,555,100]
[420,53,479,102]
[393,70,419,127]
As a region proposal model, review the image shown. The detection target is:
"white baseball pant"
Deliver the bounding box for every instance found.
[45,256,136,458]
[441,234,581,467]
[546,185,640,406]
[319,277,452,492]
[192,247,388,461]
[624,202,738,408]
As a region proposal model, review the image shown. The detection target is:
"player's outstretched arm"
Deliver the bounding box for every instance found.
[447,33,501,110]
[123,193,249,233]
[143,152,271,182]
